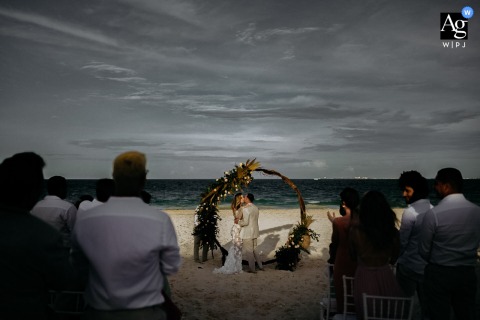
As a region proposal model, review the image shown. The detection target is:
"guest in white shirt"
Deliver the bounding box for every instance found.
[77,178,115,215]
[420,168,480,320]
[397,170,432,319]
[72,151,180,319]
[31,175,77,248]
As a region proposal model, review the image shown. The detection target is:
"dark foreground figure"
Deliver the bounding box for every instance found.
[0,152,74,320]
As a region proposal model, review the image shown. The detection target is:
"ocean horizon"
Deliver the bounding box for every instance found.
[63,178,480,210]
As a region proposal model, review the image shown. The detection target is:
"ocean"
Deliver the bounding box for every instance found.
[64,179,480,210]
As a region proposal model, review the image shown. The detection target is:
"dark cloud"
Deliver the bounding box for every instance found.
[69,139,164,150]
[1,0,479,178]
[425,109,480,126]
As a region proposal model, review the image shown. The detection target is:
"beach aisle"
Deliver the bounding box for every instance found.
[164,209,343,320]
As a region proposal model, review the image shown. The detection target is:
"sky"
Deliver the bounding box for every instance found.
[1,0,479,179]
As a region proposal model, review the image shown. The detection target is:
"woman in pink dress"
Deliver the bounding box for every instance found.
[349,190,403,319]
[328,187,360,314]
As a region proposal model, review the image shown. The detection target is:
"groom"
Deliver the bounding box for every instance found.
[237,193,264,273]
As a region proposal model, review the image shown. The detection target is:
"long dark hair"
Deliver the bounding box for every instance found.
[231,193,242,214]
[358,190,398,249]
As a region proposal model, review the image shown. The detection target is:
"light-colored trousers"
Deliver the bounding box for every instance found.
[243,238,263,271]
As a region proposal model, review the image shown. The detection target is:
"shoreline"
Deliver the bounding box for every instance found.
[163,207,404,214]
[164,208,404,320]
[158,204,342,211]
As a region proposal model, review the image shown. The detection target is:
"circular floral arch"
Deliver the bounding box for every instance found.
[193,159,318,270]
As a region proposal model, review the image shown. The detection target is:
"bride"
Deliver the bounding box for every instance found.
[213,193,244,274]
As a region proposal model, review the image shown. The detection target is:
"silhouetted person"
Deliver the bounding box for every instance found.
[328,187,359,314]
[77,178,115,214]
[72,151,180,319]
[350,190,403,319]
[140,189,152,204]
[75,194,94,209]
[419,168,480,320]
[397,170,432,319]
[31,176,77,248]
[0,152,74,319]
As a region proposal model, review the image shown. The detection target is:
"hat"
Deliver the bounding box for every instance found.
[113,151,147,178]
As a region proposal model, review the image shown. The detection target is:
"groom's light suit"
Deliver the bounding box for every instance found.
[238,203,263,272]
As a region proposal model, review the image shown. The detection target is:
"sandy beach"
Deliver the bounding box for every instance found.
[165,208,402,320]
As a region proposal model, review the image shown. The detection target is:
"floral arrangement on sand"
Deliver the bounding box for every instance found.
[274,215,320,271]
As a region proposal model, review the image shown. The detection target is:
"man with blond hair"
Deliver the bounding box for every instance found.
[72,151,181,319]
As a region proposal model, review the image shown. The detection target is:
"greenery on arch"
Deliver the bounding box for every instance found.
[193,159,260,254]
[193,159,319,271]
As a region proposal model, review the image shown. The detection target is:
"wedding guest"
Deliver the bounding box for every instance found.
[419,168,480,320]
[396,170,432,319]
[31,175,77,248]
[72,151,181,319]
[350,190,403,319]
[193,212,209,263]
[75,194,94,208]
[139,187,175,298]
[77,178,115,214]
[141,189,152,204]
[139,187,176,299]
[0,152,74,319]
[328,187,359,314]
[238,193,263,273]
[327,195,350,223]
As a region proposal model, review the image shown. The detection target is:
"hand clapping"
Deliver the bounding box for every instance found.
[327,211,336,223]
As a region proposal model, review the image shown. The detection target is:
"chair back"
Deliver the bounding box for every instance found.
[320,264,336,319]
[49,290,86,315]
[342,275,356,319]
[362,293,414,320]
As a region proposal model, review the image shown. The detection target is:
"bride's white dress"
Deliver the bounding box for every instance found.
[213,223,243,274]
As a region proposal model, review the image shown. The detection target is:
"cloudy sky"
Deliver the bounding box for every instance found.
[1,0,479,179]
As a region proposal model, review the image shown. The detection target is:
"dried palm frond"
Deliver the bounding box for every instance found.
[302,215,315,228]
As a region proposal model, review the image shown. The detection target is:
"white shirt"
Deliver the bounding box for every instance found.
[77,199,104,215]
[419,194,480,266]
[72,197,181,310]
[31,195,77,247]
[397,199,433,274]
